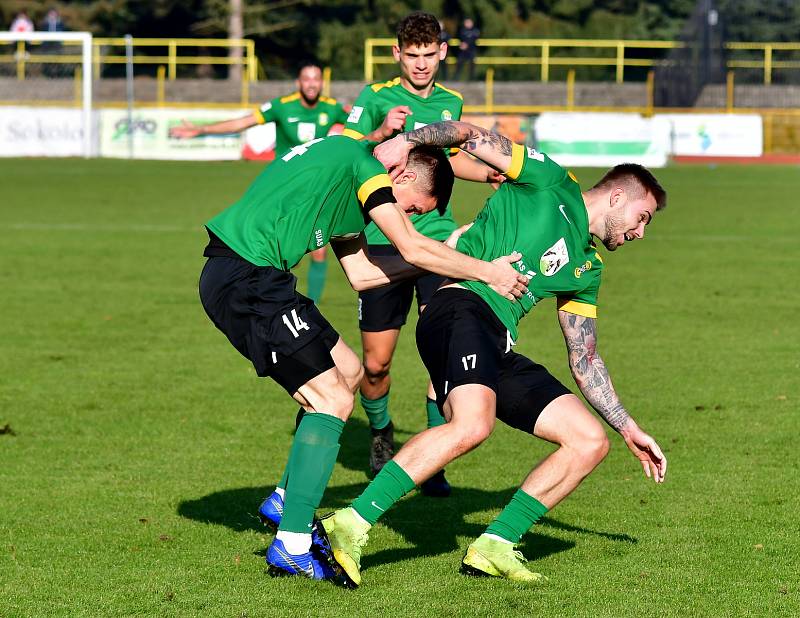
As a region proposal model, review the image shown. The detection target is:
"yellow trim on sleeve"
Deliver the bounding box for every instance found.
[342,128,364,140]
[506,143,526,180]
[568,171,578,183]
[371,77,402,93]
[557,298,597,318]
[279,92,300,104]
[254,108,266,124]
[434,82,463,100]
[357,173,393,205]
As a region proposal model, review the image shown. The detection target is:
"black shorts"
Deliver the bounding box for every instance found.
[416,288,572,434]
[358,244,446,332]
[199,256,339,395]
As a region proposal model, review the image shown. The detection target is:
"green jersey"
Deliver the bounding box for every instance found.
[458,143,604,341]
[206,136,392,270]
[256,92,349,156]
[343,78,463,244]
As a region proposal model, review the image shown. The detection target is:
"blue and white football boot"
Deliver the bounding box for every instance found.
[258,491,284,530]
[266,539,335,580]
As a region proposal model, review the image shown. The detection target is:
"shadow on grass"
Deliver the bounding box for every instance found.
[178,474,635,570]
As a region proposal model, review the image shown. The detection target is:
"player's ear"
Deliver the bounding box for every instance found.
[609,187,625,210]
[394,169,417,185]
[439,42,447,60]
[392,44,402,62]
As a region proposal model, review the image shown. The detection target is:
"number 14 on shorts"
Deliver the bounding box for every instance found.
[282,309,310,338]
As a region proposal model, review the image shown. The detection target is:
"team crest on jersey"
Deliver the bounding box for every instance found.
[348,106,363,123]
[318,113,329,126]
[540,238,570,277]
[297,122,316,143]
[441,109,452,121]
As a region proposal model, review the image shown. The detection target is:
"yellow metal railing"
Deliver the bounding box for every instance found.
[365,37,800,85]
[0,37,258,81]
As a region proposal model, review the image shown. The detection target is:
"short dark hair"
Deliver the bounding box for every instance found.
[407,146,453,215]
[592,163,667,210]
[297,61,322,76]
[397,12,441,49]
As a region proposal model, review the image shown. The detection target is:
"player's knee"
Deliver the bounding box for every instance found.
[577,427,610,469]
[362,356,392,382]
[449,415,494,454]
[318,385,355,420]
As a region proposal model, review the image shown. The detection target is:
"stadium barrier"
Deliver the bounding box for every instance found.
[365,38,800,85]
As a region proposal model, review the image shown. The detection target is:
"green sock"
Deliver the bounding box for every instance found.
[361,392,391,430]
[307,259,327,303]
[276,408,306,490]
[485,489,549,544]
[426,397,445,429]
[351,460,415,525]
[278,413,345,533]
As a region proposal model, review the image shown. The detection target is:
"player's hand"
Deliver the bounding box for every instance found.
[379,105,412,140]
[444,222,473,249]
[169,120,202,139]
[620,420,667,483]
[488,169,505,190]
[374,134,414,180]
[486,252,528,301]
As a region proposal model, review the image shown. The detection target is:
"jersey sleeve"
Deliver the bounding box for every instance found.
[557,272,601,318]
[255,98,279,124]
[355,151,394,213]
[343,87,380,139]
[333,101,350,125]
[505,142,569,188]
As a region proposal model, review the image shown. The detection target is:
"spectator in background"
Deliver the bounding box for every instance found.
[438,20,451,80]
[42,9,64,33]
[10,10,34,32]
[455,17,480,81]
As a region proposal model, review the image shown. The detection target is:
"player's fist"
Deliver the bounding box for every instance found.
[379,106,412,140]
[374,134,414,180]
[169,120,202,139]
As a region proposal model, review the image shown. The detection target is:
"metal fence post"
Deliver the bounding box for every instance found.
[541,42,549,82]
[566,69,575,109]
[616,41,625,83]
[726,71,735,111]
[485,67,494,113]
[168,40,177,80]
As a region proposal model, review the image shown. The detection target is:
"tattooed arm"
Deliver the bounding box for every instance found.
[558,309,667,483]
[373,120,514,179]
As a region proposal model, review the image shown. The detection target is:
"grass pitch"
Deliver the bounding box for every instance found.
[1,158,798,617]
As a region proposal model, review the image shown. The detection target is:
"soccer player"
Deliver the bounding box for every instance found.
[198,134,528,581]
[344,11,500,493]
[318,121,669,587]
[171,62,348,303]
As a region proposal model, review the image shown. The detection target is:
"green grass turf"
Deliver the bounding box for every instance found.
[1,158,798,617]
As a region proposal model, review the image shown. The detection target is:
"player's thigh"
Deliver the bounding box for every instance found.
[495,353,573,436]
[329,337,363,391]
[442,383,497,442]
[532,394,607,448]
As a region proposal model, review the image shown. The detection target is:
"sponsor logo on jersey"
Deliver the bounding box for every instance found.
[318,112,329,126]
[574,260,592,278]
[287,117,299,122]
[540,238,570,277]
[314,229,324,247]
[441,109,452,121]
[347,106,363,123]
[297,122,317,143]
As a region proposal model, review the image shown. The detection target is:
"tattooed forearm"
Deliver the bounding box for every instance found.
[404,121,513,156]
[558,311,631,432]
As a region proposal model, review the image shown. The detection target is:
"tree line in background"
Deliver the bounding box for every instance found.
[2,0,799,79]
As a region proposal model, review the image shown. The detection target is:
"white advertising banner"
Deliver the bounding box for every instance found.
[534,112,670,168]
[656,114,763,157]
[0,107,92,157]
[99,108,249,160]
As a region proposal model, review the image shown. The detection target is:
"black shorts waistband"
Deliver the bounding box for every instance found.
[429,287,508,335]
